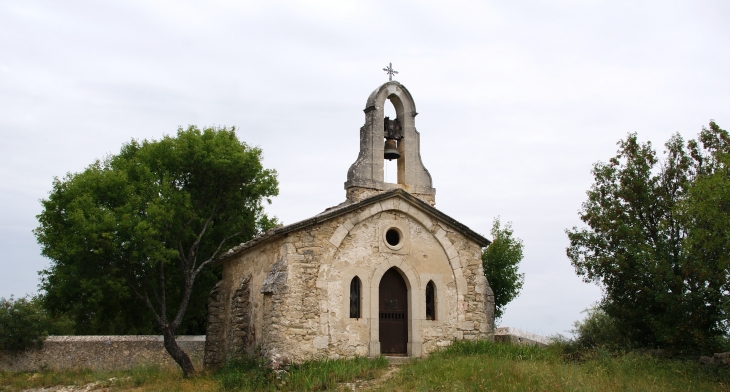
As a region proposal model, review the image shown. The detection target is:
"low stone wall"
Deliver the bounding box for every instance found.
[494,327,552,346]
[700,352,730,366]
[0,336,205,372]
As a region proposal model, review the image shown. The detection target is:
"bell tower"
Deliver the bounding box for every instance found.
[345,81,436,205]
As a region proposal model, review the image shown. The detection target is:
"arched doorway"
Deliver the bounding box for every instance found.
[379,268,408,355]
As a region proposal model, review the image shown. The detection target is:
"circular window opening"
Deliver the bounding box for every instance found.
[385,228,401,246]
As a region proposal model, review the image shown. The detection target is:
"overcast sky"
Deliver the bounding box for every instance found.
[1,0,729,337]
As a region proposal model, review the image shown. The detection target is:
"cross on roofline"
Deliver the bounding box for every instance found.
[383,63,398,81]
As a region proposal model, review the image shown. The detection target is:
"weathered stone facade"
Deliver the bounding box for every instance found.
[205,81,495,367]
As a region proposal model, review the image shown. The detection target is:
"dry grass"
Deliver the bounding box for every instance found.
[0,356,388,391]
[0,365,215,391]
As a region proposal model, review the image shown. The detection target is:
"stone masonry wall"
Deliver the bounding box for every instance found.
[204,281,225,367]
[0,336,204,372]
[263,224,338,366]
[346,186,435,206]
[323,207,459,357]
[215,236,289,366]
[215,193,494,366]
[438,219,495,340]
[226,274,253,357]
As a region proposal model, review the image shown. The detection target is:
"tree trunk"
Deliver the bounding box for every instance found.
[162,327,195,377]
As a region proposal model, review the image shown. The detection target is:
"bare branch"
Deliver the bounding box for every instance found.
[177,241,188,269]
[183,216,196,230]
[157,260,167,322]
[193,231,242,279]
[127,282,163,327]
[188,205,218,270]
[171,275,194,331]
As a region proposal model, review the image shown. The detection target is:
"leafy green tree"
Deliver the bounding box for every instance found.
[0,296,73,352]
[34,126,278,376]
[481,217,525,321]
[566,122,730,352]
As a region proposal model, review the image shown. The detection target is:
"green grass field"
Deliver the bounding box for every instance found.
[1,341,727,391]
[378,341,730,391]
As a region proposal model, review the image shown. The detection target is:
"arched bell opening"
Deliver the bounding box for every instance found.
[384,97,397,118]
[383,99,398,184]
[383,95,406,185]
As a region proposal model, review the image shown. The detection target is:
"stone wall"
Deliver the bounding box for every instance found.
[227,274,253,357]
[494,327,553,346]
[346,186,435,206]
[0,336,205,372]
[204,281,226,367]
[328,207,458,357]
[213,190,494,366]
[217,235,289,366]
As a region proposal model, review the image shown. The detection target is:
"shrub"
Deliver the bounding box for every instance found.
[572,307,632,351]
[0,296,73,352]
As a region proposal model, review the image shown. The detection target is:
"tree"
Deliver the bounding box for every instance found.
[481,217,525,321]
[34,126,279,376]
[566,122,730,352]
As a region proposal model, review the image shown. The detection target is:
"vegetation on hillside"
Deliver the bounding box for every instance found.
[379,340,729,391]
[567,121,730,353]
[2,341,728,391]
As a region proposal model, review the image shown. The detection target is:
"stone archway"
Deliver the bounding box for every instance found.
[379,267,408,355]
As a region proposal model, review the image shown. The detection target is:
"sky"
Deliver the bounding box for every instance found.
[1,0,729,338]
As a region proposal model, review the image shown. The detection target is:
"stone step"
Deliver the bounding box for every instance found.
[384,356,412,365]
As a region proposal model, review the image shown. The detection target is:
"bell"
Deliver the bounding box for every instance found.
[384,139,400,160]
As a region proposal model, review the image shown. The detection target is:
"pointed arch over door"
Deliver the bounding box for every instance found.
[379,268,408,355]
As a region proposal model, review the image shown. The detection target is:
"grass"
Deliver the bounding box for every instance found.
[1,342,728,391]
[0,365,216,392]
[0,355,388,391]
[215,355,388,391]
[377,340,730,391]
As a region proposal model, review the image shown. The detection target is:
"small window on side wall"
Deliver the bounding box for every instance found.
[426,281,436,320]
[350,276,361,318]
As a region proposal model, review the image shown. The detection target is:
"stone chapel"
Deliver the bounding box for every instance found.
[204,81,495,368]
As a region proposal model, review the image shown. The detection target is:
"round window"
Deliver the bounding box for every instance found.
[383,227,405,250]
[385,228,400,246]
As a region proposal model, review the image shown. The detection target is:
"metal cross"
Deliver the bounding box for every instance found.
[383,63,398,81]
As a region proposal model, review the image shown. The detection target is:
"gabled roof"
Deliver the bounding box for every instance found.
[219,188,490,262]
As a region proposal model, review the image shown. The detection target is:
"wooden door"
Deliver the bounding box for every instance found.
[379,268,408,355]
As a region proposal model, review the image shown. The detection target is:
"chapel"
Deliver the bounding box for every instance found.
[204,80,495,368]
